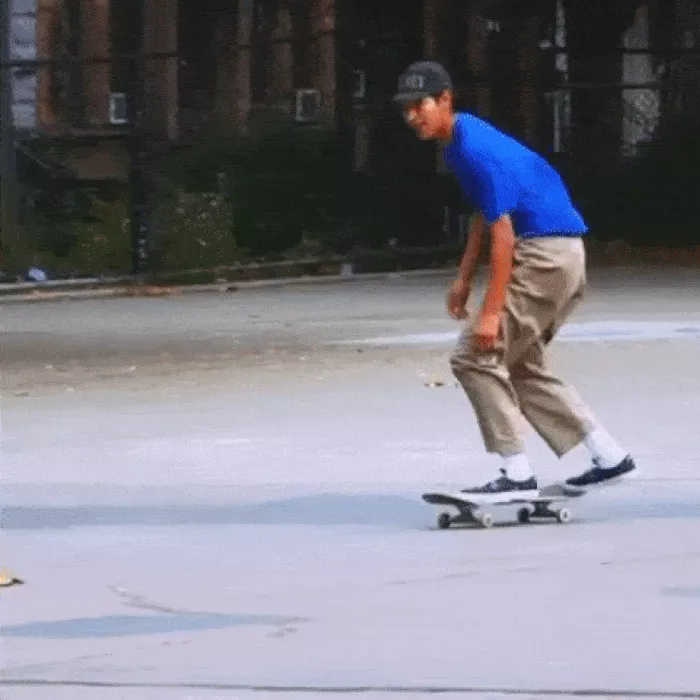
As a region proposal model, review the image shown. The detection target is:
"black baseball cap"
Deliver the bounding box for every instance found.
[393,61,453,102]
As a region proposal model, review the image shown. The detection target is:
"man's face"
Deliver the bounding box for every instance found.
[401,93,451,140]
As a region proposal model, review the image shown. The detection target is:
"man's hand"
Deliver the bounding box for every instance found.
[446,278,470,320]
[473,312,501,352]
[448,213,484,321]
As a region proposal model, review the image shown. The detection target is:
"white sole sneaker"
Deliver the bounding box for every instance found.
[451,489,540,505]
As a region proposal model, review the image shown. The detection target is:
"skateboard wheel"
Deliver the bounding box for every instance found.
[437,512,452,529]
[557,508,571,524]
[479,513,494,529]
[517,507,530,524]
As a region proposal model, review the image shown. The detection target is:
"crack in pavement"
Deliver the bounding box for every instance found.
[108,585,201,615]
[107,583,305,638]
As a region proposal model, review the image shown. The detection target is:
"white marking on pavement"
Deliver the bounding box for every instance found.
[329,320,700,347]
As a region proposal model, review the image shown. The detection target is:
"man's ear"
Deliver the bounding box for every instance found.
[438,89,454,110]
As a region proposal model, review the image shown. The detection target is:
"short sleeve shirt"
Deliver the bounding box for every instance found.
[443,113,588,237]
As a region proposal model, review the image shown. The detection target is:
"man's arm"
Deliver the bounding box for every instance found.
[457,213,486,285]
[473,214,515,350]
[446,213,485,320]
[481,214,515,320]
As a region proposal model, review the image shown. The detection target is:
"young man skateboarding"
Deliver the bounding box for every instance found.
[393,61,636,500]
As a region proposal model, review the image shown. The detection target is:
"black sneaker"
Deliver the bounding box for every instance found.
[459,469,539,503]
[565,455,636,489]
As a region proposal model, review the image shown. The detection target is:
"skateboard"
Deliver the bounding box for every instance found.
[422,482,586,529]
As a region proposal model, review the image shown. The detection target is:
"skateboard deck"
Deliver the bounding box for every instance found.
[422,482,586,529]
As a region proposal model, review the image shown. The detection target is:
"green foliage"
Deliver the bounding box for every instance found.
[62,187,239,276]
[153,124,352,257]
[2,182,131,277]
[152,190,237,271]
[68,193,132,274]
[6,182,238,277]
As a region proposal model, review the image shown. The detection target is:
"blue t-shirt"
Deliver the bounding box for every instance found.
[443,113,588,237]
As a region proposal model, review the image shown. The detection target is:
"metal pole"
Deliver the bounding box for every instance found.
[1,0,18,257]
[128,0,150,276]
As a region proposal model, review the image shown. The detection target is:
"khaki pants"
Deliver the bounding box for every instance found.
[450,236,595,457]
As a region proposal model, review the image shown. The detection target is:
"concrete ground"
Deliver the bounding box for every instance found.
[2,268,700,700]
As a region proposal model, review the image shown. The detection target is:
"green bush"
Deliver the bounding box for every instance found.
[153,124,352,257]
[6,185,237,277]
[68,194,132,275]
[152,190,237,271]
[2,187,132,278]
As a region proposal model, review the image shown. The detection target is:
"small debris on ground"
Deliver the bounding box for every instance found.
[0,568,25,587]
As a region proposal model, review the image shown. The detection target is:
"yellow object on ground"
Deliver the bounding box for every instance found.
[0,568,24,587]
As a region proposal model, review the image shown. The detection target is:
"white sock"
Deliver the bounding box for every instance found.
[502,454,534,482]
[584,426,627,469]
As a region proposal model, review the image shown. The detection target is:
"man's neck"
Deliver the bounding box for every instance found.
[438,113,457,145]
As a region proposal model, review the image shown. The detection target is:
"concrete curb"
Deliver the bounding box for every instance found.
[0,267,457,304]
[3,240,700,304]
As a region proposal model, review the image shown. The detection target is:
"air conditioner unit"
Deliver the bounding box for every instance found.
[295,89,321,123]
[109,92,128,125]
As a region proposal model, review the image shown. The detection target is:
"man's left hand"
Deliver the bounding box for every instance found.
[474,312,501,352]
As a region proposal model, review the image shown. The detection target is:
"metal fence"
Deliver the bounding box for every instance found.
[536,41,700,153]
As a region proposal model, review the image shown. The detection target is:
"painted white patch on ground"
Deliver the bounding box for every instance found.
[329,320,700,347]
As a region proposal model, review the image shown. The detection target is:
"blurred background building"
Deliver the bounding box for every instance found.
[2,0,699,277]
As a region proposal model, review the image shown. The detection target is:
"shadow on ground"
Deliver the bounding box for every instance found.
[1,612,303,639]
[3,491,700,530]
